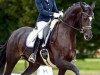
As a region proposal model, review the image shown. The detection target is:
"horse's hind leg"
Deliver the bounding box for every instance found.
[21,62,40,75]
[4,50,21,75]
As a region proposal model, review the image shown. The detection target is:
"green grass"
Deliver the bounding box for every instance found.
[13,60,28,73]
[13,58,100,73]
[76,58,100,71]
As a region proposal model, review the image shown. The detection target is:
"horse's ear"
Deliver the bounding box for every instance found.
[91,1,96,10]
[80,1,85,12]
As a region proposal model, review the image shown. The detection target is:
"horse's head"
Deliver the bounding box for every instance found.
[79,2,95,40]
[62,2,95,41]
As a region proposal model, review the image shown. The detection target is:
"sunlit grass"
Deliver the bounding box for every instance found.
[76,58,100,71]
[13,60,28,73]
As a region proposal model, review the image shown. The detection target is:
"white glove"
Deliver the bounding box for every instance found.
[59,11,64,17]
[53,13,60,18]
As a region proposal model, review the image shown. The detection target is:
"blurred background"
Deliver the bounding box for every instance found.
[0,0,100,75]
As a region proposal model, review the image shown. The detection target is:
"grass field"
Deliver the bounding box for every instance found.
[12,58,100,75]
[76,58,100,71]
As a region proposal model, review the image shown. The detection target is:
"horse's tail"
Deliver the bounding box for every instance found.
[0,42,7,74]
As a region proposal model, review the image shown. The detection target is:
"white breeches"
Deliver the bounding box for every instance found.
[36,21,49,39]
[26,19,59,47]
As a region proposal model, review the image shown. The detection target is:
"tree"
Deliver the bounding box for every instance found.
[0,0,37,43]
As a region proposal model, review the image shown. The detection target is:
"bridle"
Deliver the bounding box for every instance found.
[59,11,92,33]
[79,12,92,33]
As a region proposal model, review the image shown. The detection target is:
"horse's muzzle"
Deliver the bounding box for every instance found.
[84,30,93,41]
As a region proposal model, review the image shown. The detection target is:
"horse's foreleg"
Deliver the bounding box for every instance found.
[58,69,66,75]
[55,59,79,75]
[21,62,40,75]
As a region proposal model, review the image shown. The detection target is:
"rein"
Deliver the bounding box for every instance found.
[59,18,81,31]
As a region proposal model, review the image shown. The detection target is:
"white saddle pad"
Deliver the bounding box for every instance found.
[26,28,38,47]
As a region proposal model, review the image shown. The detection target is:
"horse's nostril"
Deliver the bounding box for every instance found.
[85,35,88,38]
[84,34,93,40]
[88,37,91,40]
[84,34,89,40]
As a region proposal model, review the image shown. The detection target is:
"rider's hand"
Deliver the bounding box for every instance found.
[59,11,64,17]
[53,13,60,18]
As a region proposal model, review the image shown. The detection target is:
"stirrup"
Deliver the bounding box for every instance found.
[28,53,36,63]
[40,48,48,60]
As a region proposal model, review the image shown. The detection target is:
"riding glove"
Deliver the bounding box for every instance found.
[53,13,60,18]
[59,11,64,17]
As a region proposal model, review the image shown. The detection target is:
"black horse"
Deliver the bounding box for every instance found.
[0,1,95,75]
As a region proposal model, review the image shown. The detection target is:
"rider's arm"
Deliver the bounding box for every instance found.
[35,0,54,17]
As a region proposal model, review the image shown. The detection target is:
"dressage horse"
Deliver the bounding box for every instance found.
[0,1,95,75]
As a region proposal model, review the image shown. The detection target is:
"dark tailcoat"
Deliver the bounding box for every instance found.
[35,0,59,22]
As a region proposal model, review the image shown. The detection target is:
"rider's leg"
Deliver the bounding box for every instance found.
[42,19,59,47]
[28,21,48,63]
[42,29,51,47]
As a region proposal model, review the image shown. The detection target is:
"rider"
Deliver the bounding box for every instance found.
[28,0,63,63]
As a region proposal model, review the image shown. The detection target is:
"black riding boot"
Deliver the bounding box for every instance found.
[28,37,42,63]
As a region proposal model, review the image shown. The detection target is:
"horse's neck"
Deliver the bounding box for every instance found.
[53,23,76,48]
[59,23,76,39]
[62,15,77,34]
[63,6,82,29]
[56,11,81,49]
